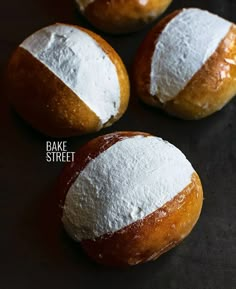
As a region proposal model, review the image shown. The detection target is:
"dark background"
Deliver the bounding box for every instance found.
[1,1,236,288]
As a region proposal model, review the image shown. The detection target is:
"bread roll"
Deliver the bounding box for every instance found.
[6,23,130,137]
[134,8,236,119]
[76,0,172,34]
[58,131,203,266]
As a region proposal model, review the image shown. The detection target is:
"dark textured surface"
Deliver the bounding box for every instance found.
[1,1,236,288]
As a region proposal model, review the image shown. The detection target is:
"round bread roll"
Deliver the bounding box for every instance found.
[75,0,172,34]
[58,131,203,266]
[6,23,129,137]
[134,8,236,119]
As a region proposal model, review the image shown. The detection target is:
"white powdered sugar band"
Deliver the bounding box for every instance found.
[150,8,232,103]
[20,24,120,125]
[75,0,95,12]
[62,135,195,241]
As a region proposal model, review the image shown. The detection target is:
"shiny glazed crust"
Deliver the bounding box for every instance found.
[134,10,236,119]
[58,132,203,266]
[6,24,130,137]
[82,0,172,34]
[81,172,203,266]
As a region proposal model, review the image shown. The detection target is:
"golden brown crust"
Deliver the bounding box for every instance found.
[57,131,203,267]
[7,47,101,137]
[81,172,203,266]
[134,10,236,119]
[165,24,236,119]
[83,0,172,34]
[6,24,130,137]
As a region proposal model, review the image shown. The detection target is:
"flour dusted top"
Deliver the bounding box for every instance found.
[20,23,120,125]
[150,8,232,103]
[62,135,195,241]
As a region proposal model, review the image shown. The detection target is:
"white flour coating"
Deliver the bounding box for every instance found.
[20,24,120,124]
[62,135,195,241]
[75,0,95,11]
[150,8,232,103]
